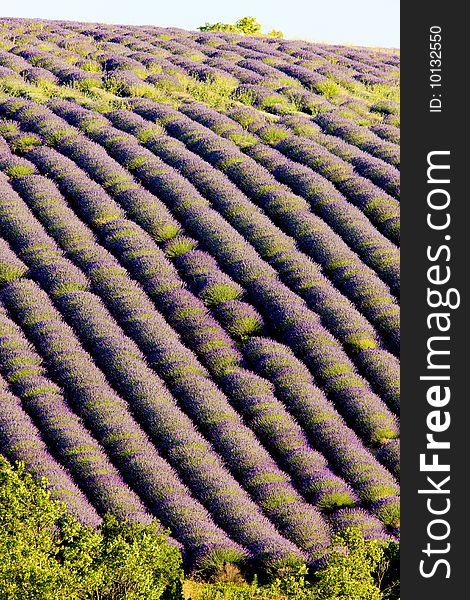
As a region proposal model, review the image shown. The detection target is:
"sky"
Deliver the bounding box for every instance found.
[0,1,400,48]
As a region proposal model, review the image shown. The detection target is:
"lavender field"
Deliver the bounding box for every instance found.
[0,17,399,574]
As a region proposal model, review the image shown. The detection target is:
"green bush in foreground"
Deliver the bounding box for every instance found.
[309,528,386,600]
[1,456,398,599]
[0,457,183,599]
[188,528,399,599]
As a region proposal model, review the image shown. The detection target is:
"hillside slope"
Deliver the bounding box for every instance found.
[0,18,399,573]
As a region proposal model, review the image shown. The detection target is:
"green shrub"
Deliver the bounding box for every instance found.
[0,263,28,286]
[164,235,198,258]
[313,81,343,98]
[0,461,398,599]
[10,133,42,154]
[235,17,262,35]
[186,528,398,599]
[90,515,183,599]
[197,16,283,38]
[0,457,71,599]
[200,283,243,307]
[225,315,264,341]
[5,164,36,178]
[312,528,385,599]
[268,30,284,38]
[0,457,184,599]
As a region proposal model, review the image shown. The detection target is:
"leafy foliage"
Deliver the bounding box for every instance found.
[198,22,240,34]
[186,528,398,599]
[0,457,399,597]
[198,16,283,38]
[0,457,183,599]
[234,17,262,36]
[311,527,386,599]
